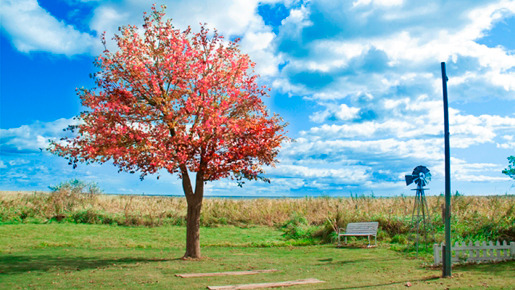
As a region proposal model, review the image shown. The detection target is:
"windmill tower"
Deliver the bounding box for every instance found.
[405,165,434,255]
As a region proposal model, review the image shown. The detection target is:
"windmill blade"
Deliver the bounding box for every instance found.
[420,171,431,186]
[407,165,431,187]
[405,175,415,186]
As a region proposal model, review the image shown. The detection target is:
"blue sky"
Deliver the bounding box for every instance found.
[1,0,514,197]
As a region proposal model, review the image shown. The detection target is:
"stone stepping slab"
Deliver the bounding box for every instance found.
[207,278,325,289]
[176,269,278,278]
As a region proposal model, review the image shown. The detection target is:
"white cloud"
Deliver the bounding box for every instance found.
[283,136,444,165]
[272,0,515,105]
[89,0,281,76]
[312,41,368,70]
[280,4,312,32]
[9,159,30,166]
[1,0,281,76]
[336,104,360,120]
[0,118,77,152]
[0,0,98,55]
[353,0,404,8]
[89,0,263,39]
[449,158,511,182]
[89,4,131,37]
[237,14,282,77]
[280,79,515,192]
[310,103,360,122]
[241,31,281,77]
[497,135,515,149]
[270,164,369,183]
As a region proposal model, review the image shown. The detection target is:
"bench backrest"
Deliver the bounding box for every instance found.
[346,222,378,234]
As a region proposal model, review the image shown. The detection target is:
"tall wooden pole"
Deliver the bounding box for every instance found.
[441,62,452,277]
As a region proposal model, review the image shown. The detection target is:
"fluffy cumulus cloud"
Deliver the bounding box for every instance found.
[0,119,69,190]
[0,119,186,194]
[0,0,98,55]
[310,103,361,122]
[279,99,515,191]
[0,0,280,75]
[4,0,283,78]
[271,0,515,99]
[0,118,78,153]
[252,0,515,195]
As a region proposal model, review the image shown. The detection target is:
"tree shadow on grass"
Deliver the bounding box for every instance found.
[316,257,399,266]
[451,261,515,275]
[0,254,172,275]
[335,245,379,249]
[320,275,441,289]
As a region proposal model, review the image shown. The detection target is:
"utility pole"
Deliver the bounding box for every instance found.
[441,62,452,277]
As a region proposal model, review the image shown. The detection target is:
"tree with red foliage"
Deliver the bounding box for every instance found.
[49,6,287,259]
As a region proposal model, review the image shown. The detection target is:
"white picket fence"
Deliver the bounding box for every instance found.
[433,241,514,265]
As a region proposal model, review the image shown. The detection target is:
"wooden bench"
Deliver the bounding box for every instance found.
[338,222,378,247]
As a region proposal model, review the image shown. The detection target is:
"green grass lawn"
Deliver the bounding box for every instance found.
[0,224,513,289]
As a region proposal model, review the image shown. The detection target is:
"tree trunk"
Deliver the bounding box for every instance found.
[184,197,202,258]
[181,166,204,259]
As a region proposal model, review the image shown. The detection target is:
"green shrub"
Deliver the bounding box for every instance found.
[281,212,317,240]
[391,234,408,244]
[70,209,106,224]
[47,179,103,217]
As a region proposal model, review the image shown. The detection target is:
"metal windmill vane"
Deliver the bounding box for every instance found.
[405,165,434,256]
[405,165,431,187]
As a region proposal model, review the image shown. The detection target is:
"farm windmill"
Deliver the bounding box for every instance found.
[405,165,434,255]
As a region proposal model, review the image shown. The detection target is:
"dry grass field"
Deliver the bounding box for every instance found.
[1,188,513,244]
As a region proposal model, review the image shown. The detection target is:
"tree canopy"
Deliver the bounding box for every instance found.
[49,5,287,258]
